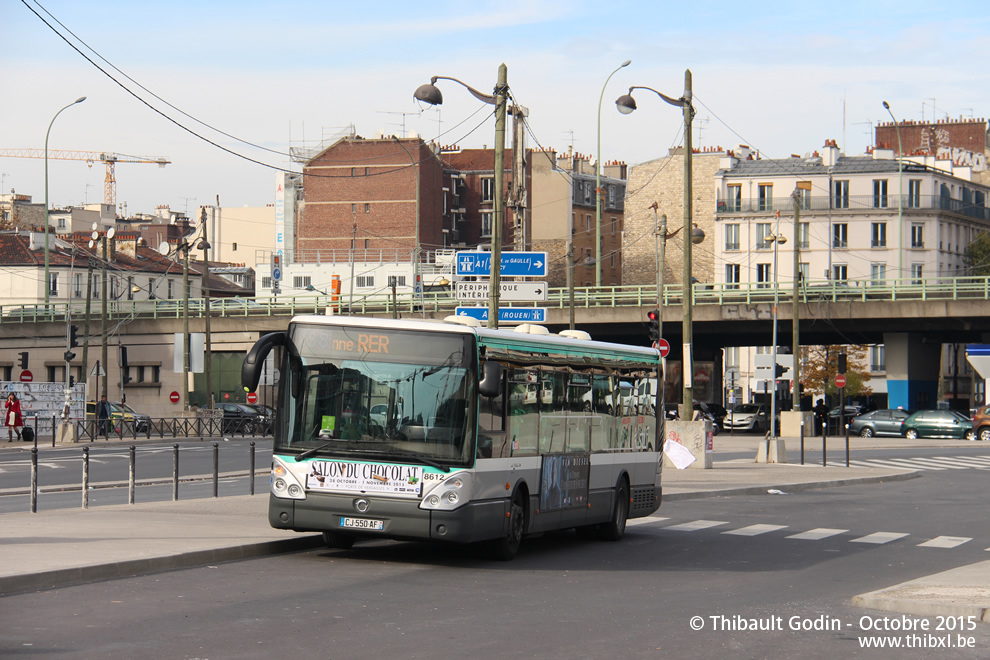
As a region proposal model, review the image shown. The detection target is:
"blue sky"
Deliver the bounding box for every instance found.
[3,0,989,215]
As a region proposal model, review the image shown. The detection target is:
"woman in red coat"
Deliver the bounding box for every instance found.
[5,393,23,442]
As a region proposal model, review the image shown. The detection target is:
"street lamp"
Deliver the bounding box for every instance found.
[617,70,700,420]
[882,101,904,279]
[415,65,509,329]
[595,60,631,288]
[766,223,787,445]
[44,96,86,307]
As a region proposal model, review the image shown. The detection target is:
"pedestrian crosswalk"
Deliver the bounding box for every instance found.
[627,516,988,551]
[849,454,990,471]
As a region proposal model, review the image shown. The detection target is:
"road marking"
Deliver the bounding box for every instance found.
[663,520,728,532]
[786,528,848,540]
[917,536,971,548]
[722,524,788,536]
[851,531,910,544]
[851,458,947,470]
[626,516,669,527]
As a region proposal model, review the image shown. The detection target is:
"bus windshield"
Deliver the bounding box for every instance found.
[279,323,476,467]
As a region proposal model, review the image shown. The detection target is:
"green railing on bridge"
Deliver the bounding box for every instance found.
[3,276,989,324]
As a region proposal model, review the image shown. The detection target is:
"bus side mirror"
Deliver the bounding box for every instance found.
[241,332,285,392]
[478,360,501,398]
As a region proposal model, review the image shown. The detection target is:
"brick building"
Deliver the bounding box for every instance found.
[876,117,989,186]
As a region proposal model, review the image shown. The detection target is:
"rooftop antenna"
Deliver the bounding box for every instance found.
[562,129,575,152]
[852,119,874,150]
[179,197,196,214]
[376,110,420,137]
[694,115,710,148]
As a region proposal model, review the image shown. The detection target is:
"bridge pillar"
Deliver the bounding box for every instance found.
[884,332,940,410]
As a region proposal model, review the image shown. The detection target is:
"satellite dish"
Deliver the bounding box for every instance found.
[107,227,116,239]
[88,240,95,248]
[91,222,98,231]
[158,242,171,256]
[91,231,99,240]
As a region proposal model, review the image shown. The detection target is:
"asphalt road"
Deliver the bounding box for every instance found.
[2,457,989,659]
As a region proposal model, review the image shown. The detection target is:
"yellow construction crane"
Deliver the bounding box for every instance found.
[0,149,170,207]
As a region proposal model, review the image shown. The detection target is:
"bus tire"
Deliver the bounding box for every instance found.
[600,478,629,542]
[322,530,356,549]
[489,490,526,560]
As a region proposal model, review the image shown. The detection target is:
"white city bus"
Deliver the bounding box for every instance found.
[242,315,664,559]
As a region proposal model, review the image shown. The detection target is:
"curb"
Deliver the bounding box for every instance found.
[0,534,325,597]
[851,591,990,622]
[662,469,920,501]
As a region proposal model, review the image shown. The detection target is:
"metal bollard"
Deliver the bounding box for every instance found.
[30,445,38,513]
[845,423,850,467]
[822,428,827,468]
[800,420,805,465]
[172,443,179,501]
[82,446,90,509]
[212,442,219,497]
[249,441,256,496]
[128,445,136,504]
[51,414,56,447]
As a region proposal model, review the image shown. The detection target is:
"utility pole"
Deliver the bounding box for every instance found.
[792,191,802,411]
[489,63,508,329]
[101,235,108,400]
[204,202,214,409]
[81,256,94,389]
[182,243,190,412]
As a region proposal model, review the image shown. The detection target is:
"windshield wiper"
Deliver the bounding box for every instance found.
[294,440,344,461]
[388,451,451,472]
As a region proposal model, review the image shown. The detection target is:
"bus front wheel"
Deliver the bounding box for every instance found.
[489,491,526,560]
[600,479,629,542]
[323,530,356,549]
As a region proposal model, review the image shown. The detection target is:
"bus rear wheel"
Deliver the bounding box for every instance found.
[600,479,629,542]
[489,491,526,560]
[322,530,356,549]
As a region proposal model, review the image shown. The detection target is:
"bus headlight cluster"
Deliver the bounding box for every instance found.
[419,472,472,511]
[271,457,306,500]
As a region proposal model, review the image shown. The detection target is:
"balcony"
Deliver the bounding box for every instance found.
[716,194,990,220]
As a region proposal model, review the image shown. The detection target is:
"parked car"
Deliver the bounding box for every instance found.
[86,401,150,433]
[115,402,151,433]
[847,409,911,437]
[972,405,990,442]
[828,405,867,420]
[214,402,262,434]
[901,409,975,440]
[724,403,779,433]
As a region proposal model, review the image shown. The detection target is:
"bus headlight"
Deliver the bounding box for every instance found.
[419,471,472,511]
[271,456,306,500]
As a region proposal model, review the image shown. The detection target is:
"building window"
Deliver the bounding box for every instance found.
[870,262,886,286]
[571,213,576,235]
[725,224,740,251]
[126,276,133,301]
[356,275,375,288]
[57,217,67,230]
[387,273,407,287]
[350,167,356,176]
[74,273,83,299]
[232,242,238,251]
[756,263,771,288]
[798,222,809,249]
[261,276,272,289]
[756,223,771,249]
[726,184,741,212]
[586,214,592,233]
[758,184,773,211]
[873,179,888,208]
[796,181,812,209]
[833,264,848,282]
[49,273,58,296]
[871,222,887,248]
[870,345,885,372]
[481,212,493,237]
[798,262,809,284]
[481,177,495,202]
[167,279,173,299]
[351,203,356,213]
[833,223,848,248]
[911,223,924,248]
[910,263,923,285]
[908,179,922,208]
[608,185,616,206]
[833,180,850,209]
[610,217,617,235]
[293,275,312,289]
[364,203,370,213]
[725,264,740,289]
[725,346,740,368]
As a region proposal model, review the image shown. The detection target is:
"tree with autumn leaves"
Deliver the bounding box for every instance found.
[800,344,872,402]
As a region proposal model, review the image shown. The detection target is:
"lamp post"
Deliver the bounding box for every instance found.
[595,60,631,288]
[617,70,700,420]
[882,101,904,280]
[415,65,509,329]
[766,220,787,446]
[44,96,86,307]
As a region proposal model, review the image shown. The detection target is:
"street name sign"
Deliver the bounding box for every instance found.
[455,281,548,302]
[455,307,548,324]
[455,251,548,277]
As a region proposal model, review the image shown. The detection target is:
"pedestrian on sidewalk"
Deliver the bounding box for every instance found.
[97,395,111,437]
[813,398,828,437]
[5,392,23,442]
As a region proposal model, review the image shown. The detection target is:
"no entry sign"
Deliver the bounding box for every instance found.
[654,338,670,358]
[247,392,258,404]
[835,373,847,389]
[169,391,180,403]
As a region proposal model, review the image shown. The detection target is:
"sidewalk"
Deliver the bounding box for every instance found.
[1,442,988,623]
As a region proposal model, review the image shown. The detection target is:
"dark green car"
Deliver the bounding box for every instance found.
[901,409,975,440]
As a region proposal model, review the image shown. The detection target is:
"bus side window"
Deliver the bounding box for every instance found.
[478,369,505,458]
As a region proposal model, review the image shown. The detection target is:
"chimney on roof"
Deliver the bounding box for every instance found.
[822,139,841,166]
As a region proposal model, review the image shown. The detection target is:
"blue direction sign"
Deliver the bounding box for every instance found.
[455,307,548,324]
[456,251,547,277]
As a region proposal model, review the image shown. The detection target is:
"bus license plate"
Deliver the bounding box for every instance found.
[340,517,384,531]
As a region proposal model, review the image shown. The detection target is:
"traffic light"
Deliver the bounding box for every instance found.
[837,352,847,374]
[64,349,76,362]
[69,325,80,349]
[18,352,28,369]
[69,375,75,388]
[774,363,787,379]
[120,346,132,384]
[646,308,660,343]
